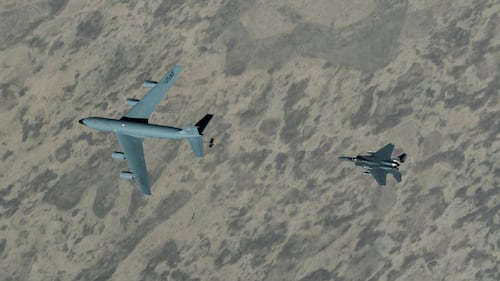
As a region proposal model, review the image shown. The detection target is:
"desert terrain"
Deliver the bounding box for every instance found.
[0,0,499,280]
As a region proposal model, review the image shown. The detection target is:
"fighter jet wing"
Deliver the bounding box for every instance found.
[115,133,152,195]
[123,65,183,121]
[371,168,388,187]
[372,143,394,160]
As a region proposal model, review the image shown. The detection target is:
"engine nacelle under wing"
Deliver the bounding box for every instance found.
[120,171,135,180]
[143,80,158,88]
[126,98,140,106]
[363,171,371,175]
[112,151,126,160]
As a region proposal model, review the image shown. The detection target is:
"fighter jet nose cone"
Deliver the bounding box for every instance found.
[78,119,85,125]
[339,156,355,162]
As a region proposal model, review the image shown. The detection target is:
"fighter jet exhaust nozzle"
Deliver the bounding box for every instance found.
[112,151,126,160]
[143,80,158,88]
[120,171,135,180]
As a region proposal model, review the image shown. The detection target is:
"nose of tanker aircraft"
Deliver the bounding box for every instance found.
[77,117,114,132]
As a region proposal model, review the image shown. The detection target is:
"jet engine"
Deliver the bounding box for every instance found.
[126,98,140,106]
[112,151,126,160]
[120,171,135,180]
[143,80,158,88]
[363,171,371,175]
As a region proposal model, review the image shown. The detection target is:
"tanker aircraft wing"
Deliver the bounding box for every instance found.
[115,133,151,195]
[123,65,183,122]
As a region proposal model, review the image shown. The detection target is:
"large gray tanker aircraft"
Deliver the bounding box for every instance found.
[79,66,213,195]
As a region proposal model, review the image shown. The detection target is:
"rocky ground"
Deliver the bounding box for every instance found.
[0,0,499,280]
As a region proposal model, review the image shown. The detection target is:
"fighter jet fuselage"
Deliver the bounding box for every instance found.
[342,156,400,171]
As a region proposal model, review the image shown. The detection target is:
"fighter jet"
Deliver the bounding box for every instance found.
[339,143,407,187]
[78,65,214,195]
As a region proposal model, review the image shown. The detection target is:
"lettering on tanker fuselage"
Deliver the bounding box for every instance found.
[161,71,176,85]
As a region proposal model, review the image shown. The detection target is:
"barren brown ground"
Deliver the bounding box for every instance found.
[0,0,499,280]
